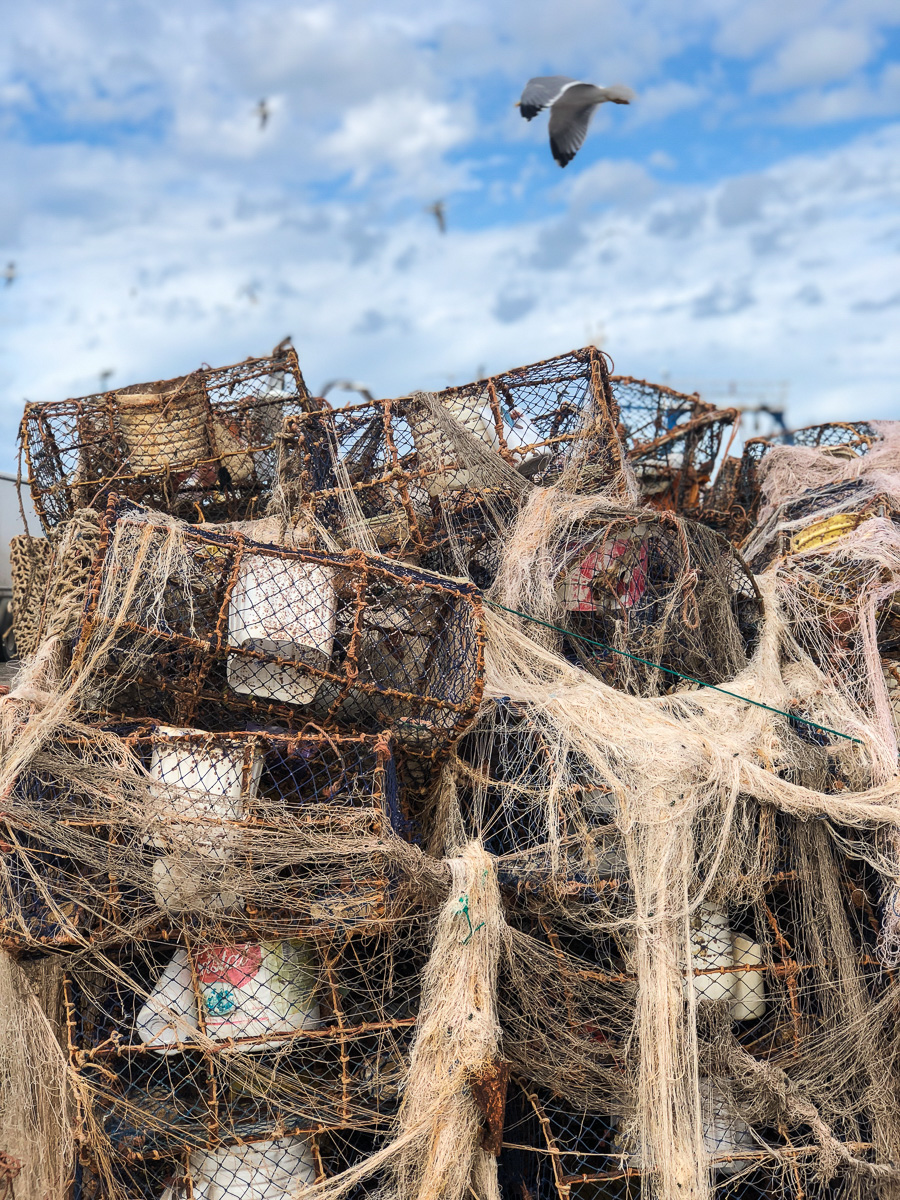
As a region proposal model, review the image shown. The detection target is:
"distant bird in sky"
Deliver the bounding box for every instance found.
[426,200,446,234]
[321,379,376,404]
[256,99,270,130]
[2,262,15,287]
[517,76,634,167]
[99,368,115,390]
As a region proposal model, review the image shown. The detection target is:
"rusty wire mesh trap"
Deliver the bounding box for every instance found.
[0,725,404,953]
[66,924,425,1199]
[536,508,761,695]
[71,496,485,756]
[274,348,625,570]
[274,358,740,586]
[19,347,315,535]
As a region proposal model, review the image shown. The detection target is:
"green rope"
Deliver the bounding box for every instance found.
[485,599,862,745]
[454,893,485,944]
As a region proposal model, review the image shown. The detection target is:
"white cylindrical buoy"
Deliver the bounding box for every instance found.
[730,934,766,1021]
[136,940,320,1052]
[615,1080,756,1177]
[701,1081,757,1177]
[687,905,766,1020]
[227,554,336,705]
[689,903,735,1004]
[160,1134,317,1199]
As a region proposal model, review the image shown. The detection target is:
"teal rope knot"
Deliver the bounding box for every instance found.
[454,892,485,945]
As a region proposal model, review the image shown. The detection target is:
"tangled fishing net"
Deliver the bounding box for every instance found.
[2,348,900,1200]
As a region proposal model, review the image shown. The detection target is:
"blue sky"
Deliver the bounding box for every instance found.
[1,0,899,469]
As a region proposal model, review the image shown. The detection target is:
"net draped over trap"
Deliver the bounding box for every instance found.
[273,352,737,587]
[72,496,485,757]
[0,725,404,951]
[3,346,900,1200]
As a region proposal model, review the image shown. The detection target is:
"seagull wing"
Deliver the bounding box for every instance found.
[547,84,606,166]
[519,76,580,120]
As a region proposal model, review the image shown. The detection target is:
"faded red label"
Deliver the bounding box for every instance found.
[568,539,648,611]
[195,944,262,987]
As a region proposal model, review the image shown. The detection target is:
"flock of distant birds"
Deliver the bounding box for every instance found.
[0,76,632,295]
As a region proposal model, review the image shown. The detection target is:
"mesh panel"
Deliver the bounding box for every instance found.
[499,1085,859,1200]
[492,807,890,1200]
[436,349,622,486]
[734,423,882,534]
[629,412,738,514]
[19,348,314,534]
[608,376,712,452]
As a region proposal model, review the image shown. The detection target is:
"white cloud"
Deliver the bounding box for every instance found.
[648,149,676,169]
[323,90,471,185]
[565,158,659,212]
[629,80,706,124]
[715,175,776,226]
[713,0,831,60]
[776,61,900,123]
[752,25,877,93]
[2,123,899,462]
[2,0,900,462]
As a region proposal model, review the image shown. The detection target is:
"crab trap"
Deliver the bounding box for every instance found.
[65,925,424,1198]
[19,348,315,534]
[275,347,626,562]
[545,509,761,695]
[607,376,713,454]
[743,480,900,573]
[444,701,628,907]
[734,422,882,533]
[9,508,102,659]
[628,408,738,514]
[72,497,485,755]
[0,726,406,952]
[497,1082,848,1200]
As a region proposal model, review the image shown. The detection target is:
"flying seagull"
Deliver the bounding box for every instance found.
[2,262,15,287]
[517,76,634,167]
[256,99,270,130]
[426,200,446,234]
